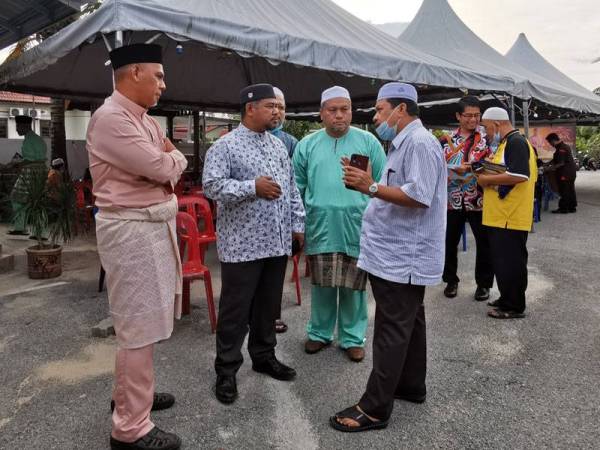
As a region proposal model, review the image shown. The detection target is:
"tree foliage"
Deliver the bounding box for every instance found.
[575,126,600,160]
[283,120,320,140]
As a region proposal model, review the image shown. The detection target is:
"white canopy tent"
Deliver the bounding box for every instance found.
[399,0,600,116]
[505,33,597,101]
[0,0,515,112]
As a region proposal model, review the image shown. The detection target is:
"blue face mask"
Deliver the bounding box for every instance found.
[376,121,397,141]
[271,123,284,133]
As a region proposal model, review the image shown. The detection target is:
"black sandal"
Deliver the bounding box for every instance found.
[487,308,525,319]
[329,405,388,433]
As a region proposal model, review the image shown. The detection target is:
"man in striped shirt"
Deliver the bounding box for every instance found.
[331,82,447,433]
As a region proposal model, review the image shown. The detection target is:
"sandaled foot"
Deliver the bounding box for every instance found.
[487,308,525,319]
[329,405,388,433]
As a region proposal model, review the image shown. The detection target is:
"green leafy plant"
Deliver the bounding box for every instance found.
[13,167,76,249]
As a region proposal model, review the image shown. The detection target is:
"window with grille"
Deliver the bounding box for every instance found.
[0,118,7,138]
[40,120,51,138]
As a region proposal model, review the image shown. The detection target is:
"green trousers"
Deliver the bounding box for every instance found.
[306,285,368,348]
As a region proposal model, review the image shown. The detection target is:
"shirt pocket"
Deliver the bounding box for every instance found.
[386,168,404,187]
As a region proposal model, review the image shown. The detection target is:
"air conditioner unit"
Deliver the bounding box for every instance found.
[9,108,23,117]
[27,108,40,118]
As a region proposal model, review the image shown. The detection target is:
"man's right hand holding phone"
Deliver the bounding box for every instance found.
[341,156,374,194]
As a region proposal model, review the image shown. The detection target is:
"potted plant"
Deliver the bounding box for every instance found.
[13,167,76,279]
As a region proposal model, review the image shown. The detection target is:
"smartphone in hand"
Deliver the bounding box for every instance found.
[346,154,370,190]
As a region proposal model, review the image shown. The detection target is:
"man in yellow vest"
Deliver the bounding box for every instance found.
[476,107,537,319]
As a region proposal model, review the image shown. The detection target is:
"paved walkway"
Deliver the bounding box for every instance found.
[1,172,599,449]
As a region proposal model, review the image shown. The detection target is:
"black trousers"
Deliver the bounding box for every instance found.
[359,274,426,421]
[443,209,494,288]
[558,179,577,211]
[215,255,287,377]
[487,227,528,314]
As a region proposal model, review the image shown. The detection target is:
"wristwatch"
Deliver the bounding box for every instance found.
[368,182,379,198]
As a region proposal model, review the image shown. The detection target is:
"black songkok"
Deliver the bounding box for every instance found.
[240,83,276,105]
[109,43,163,70]
[15,115,33,125]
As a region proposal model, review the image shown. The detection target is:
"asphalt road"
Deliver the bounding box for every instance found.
[1,172,599,449]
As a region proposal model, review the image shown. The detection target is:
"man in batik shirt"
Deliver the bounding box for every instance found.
[440,96,494,301]
[203,83,305,405]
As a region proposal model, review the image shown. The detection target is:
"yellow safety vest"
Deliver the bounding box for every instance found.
[482,136,537,231]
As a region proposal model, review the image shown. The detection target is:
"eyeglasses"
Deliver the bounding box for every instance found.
[460,113,481,119]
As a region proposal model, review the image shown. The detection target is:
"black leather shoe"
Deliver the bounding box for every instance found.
[474,286,490,301]
[110,426,181,450]
[551,209,569,214]
[111,392,175,413]
[215,375,237,404]
[568,208,577,213]
[252,358,296,381]
[443,282,458,298]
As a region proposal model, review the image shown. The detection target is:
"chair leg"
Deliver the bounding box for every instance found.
[203,273,217,334]
[294,275,302,306]
[292,256,301,306]
[182,279,191,316]
[98,266,105,293]
[289,255,298,282]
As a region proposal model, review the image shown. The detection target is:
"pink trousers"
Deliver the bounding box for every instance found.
[111,344,155,442]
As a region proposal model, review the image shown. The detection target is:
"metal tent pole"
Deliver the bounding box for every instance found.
[509,95,516,127]
[193,111,200,176]
[522,100,530,137]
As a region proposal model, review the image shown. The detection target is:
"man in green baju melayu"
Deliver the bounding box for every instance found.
[293,86,386,362]
[8,115,48,236]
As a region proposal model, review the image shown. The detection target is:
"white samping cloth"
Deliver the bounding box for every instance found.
[96,196,182,349]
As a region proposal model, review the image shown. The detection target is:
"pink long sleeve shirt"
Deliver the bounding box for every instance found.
[87,90,187,209]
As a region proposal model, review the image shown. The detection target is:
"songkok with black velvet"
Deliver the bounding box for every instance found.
[109,43,163,70]
[240,83,276,105]
[15,115,33,125]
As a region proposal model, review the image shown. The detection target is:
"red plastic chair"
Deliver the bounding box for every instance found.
[176,211,217,333]
[289,254,310,305]
[177,194,217,262]
[290,255,302,305]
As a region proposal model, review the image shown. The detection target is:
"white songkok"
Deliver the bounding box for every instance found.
[273,86,285,100]
[321,86,351,105]
[482,107,510,121]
